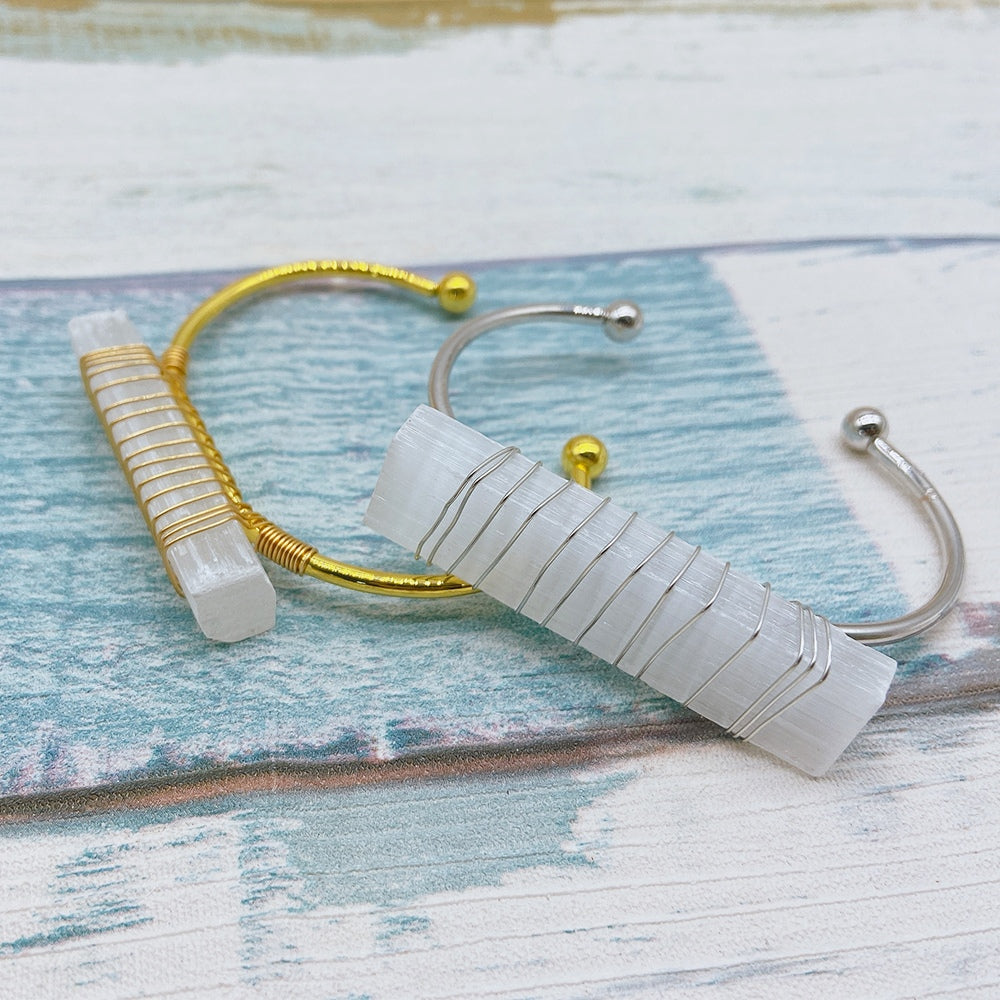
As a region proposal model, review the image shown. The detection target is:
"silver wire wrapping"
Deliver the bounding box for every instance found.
[413,439,830,744]
[365,405,899,776]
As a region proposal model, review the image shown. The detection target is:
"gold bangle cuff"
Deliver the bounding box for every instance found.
[161,259,476,598]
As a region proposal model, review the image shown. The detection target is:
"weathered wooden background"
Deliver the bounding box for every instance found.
[1,2,998,997]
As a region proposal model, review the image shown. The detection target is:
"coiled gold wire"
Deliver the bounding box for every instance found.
[160,259,477,597]
[79,342,242,594]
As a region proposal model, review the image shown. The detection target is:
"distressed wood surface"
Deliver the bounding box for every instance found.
[6,244,962,798]
[1,3,999,998]
[3,2,1000,278]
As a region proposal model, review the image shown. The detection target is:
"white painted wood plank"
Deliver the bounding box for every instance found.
[2,704,997,999]
[709,242,1000,611]
[2,7,1000,278]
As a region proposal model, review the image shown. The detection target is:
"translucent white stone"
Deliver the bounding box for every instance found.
[366,405,897,775]
[71,310,275,642]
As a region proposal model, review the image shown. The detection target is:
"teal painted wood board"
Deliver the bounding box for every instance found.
[2,241,993,798]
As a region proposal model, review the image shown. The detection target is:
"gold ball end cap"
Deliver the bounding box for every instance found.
[561,434,608,480]
[437,272,476,314]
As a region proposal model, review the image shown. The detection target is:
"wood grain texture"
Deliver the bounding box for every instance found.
[2,5,1000,278]
[1,704,997,998]
[7,242,994,799]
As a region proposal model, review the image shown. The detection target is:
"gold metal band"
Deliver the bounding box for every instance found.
[161,259,477,598]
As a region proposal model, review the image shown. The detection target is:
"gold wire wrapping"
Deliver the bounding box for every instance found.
[79,342,242,594]
[161,259,477,597]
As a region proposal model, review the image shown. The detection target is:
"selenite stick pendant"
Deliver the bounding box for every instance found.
[71,310,276,642]
[365,405,898,776]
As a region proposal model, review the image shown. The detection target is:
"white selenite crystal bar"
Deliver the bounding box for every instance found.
[365,405,898,775]
[71,310,275,642]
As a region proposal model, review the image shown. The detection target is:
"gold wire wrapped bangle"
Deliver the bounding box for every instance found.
[160,259,477,598]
